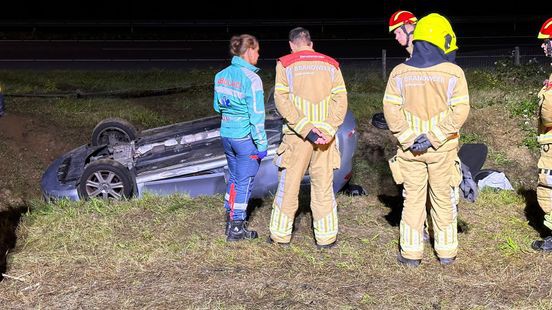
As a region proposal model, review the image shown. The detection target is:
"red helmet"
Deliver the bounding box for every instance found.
[389,10,417,32]
[538,17,552,39]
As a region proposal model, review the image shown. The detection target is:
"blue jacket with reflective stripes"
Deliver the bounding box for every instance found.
[214,56,267,151]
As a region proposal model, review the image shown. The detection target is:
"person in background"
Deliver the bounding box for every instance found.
[389,10,436,242]
[389,10,418,58]
[268,27,348,249]
[532,17,552,252]
[213,34,268,242]
[383,13,470,266]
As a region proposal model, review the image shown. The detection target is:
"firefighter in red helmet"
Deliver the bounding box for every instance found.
[532,17,552,252]
[389,10,418,56]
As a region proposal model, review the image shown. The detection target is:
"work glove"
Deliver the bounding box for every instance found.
[257,150,267,160]
[410,134,432,152]
[414,133,429,144]
[0,93,4,117]
[306,129,322,144]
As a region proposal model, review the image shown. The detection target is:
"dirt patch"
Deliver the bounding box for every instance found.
[354,121,400,197]
[0,113,75,198]
[0,113,72,166]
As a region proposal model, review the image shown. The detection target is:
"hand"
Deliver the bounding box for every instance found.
[311,127,330,144]
[306,129,322,144]
[413,134,429,145]
[410,134,432,153]
[257,150,267,160]
[411,140,432,152]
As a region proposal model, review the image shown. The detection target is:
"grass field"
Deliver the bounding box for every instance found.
[1,61,552,308]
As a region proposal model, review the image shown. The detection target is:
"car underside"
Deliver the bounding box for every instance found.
[41,94,359,201]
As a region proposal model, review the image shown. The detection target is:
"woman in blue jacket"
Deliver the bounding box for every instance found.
[214,34,268,241]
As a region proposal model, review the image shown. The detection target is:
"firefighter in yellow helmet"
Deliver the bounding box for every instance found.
[532,17,552,252]
[389,10,418,57]
[383,13,469,266]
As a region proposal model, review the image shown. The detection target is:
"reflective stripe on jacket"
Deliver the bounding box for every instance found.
[383,62,470,152]
[214,56,268,151]
[538,73,552,144]
[274,47,348,138]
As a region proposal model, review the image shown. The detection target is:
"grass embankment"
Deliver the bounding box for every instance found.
[1,62,552,308]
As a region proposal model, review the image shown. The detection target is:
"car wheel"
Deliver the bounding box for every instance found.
[91,118,138,146]
[78,159,134,200]
[371,112,389,130]
[341,182,367,196]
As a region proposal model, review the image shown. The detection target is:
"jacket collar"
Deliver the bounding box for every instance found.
[405,41,453,68]
[231,56,260,72]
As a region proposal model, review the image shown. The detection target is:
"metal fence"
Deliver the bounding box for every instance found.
[334,46,550,80]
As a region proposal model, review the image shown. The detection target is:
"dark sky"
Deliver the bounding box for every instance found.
[0,0,545,61]
[0,0,547,42]
[0,0,546,20]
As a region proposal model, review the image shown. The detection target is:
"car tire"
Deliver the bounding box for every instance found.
[371,112,389,130]
[78,159,134,200]
[341,182,367,196]
[91,118,138,146]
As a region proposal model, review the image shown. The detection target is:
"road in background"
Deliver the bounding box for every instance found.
[0,17,548,70]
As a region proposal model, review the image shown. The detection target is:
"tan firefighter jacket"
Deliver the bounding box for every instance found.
[383,62,470,152]
[274,47,348,138]
[538,73,552,144]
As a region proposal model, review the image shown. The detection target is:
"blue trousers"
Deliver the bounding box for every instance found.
[222,136,261,221]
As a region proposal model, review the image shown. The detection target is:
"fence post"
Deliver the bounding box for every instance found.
[514,46,520,66]
[382,49,387,81]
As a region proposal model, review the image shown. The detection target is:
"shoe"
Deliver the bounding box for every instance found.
[266,236,290,248]
[397,252,421,267]
[226,220,258,242]
[532,236,552,252]
[439,257,456,265]
[316,240,337,250]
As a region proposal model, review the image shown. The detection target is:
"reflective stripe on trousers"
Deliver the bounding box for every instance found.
[397,148,459,259]
[537,146,552,230]
[222,136,260,221]
[269,134,338,245]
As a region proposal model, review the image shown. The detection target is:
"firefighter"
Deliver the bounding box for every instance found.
[532,17,552,252]
[268,27,348,249]
[213,34,268,242]
[383,13,470,266]
[389,10,418,57]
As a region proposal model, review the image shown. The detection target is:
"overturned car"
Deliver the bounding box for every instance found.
[41,93,359,201]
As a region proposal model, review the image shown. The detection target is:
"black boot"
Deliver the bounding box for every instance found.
[439,257,456,265]
[532,236,552,252]
[227,220,258,242]
[397,252,421,267]
[316,239,337,250]
[224,212,231,236]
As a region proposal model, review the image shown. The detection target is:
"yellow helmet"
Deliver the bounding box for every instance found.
[412,13,458,54]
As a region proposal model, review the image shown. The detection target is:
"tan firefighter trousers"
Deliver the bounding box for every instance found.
[269,134,340,245]
[394,148,461,260]
[537,144,552,230]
